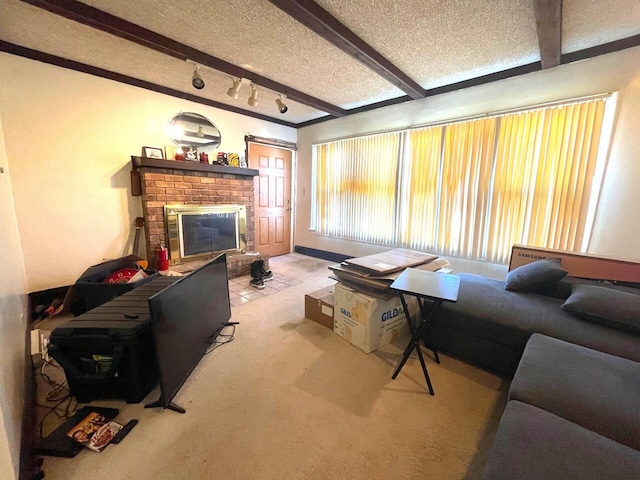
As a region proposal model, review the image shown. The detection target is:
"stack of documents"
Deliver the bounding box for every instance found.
[329,249,450,297]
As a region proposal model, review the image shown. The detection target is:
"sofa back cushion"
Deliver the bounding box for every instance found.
[561,284,640,335]
[510,334,640,451]
[505,259,568,292]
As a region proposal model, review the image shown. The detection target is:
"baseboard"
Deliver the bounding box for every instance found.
[294,245,352,263]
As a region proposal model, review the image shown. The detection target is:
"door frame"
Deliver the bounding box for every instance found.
[245,135,297,254]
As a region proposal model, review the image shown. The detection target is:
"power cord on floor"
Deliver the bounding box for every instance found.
[37,358,70,401]
[38,394,78,439]
[34,357,77,438]
[205,324,236,355]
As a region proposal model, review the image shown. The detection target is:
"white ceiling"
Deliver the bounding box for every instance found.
[1,0,640,127]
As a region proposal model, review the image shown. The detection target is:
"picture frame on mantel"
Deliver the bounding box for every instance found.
[143,146,164,159]
[183,146,198,161]
[165,145,182,160]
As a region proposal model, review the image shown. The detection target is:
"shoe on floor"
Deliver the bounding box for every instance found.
[250,261,262,279]
[258,260,274,281]
[249,276,265,289]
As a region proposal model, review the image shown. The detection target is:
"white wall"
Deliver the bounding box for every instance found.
[296,46,640,278]
[590,73,640,256]
[3,46,640,285]
[0,114,28,480]
[0,54,296,292]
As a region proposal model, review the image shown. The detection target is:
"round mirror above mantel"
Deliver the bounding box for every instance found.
[167,112,222,151]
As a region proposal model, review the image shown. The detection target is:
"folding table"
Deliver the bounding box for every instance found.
[390,268,460,395]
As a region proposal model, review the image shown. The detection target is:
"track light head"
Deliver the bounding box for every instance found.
[248,84,259,107]
[191,66,204,90]
[275,95,288,114]
[227,78,242,99]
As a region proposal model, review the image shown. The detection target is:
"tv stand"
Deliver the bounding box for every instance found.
[144,399,186,414]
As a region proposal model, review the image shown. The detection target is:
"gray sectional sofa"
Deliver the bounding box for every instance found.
[417,256,640,479]
[482,334,640,480]
[425,272,640,377]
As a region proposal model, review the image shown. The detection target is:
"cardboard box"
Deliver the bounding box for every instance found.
[329,256,451,291]
[509,245,640,283]
[305,286,335,329]
[344,248,437,274]
[333,284,417,354]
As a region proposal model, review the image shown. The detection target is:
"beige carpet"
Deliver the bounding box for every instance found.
[41,254,508,480]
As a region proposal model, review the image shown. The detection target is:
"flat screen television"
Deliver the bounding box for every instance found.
[145,253,231,413]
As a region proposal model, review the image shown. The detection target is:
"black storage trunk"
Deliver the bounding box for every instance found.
[72,255,158,315]
[49,277,178,403]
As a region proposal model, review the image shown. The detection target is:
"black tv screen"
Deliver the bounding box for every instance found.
[147,254,231,412]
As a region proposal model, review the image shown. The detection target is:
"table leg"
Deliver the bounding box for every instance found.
[414,337,434,395]
[392,294,415,377]
[392,294,440,395]
[419,298,440,364]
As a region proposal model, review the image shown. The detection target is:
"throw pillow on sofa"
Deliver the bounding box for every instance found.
[561,284,640,335]
[504,258,568,292]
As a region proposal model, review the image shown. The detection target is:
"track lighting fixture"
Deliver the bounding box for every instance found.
[248,83,259,107]
[191,65,204,90]
[227,78,242,99]
[275,95,288,114]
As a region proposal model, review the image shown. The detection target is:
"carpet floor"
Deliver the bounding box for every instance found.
[40,253,508,480]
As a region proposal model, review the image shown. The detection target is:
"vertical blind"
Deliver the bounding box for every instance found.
[312,97,608,263]
[397,125,444,251]
[313,133,400,245]
[485,100,605,262]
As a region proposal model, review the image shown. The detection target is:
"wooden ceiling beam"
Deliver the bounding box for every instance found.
[20,0,347,117]
[0,41,299,128]
[534,0,563,69]
[300,33,640,127]
[268,0,426,100]
[561,33,640,63]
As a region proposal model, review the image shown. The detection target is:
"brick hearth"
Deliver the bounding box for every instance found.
[131,156,268,278]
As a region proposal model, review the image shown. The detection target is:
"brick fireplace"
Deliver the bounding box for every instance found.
[131,156,268,278]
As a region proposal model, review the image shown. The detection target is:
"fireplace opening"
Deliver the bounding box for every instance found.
[164,204,247,264]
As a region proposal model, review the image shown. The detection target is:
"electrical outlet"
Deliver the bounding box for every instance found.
[30,329,45,367]
[30,329,42,356]
[30,329,50,363]
[42,337,51,362]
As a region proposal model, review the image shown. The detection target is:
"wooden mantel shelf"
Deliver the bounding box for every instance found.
[131,156,259,177]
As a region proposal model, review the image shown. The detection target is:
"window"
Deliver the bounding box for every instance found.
[312,133,401,245]
[312,97,612,264]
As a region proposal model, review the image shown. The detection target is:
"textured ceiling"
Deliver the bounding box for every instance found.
[562,0,640,51]
[1,0,640,127]
[78,0,405,109]
[315,0,540,89]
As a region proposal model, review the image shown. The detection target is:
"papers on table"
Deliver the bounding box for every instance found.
[328,249,450,296]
